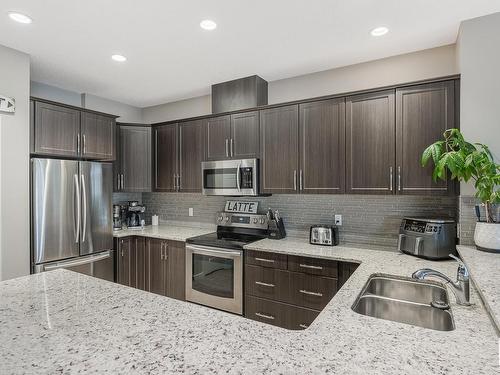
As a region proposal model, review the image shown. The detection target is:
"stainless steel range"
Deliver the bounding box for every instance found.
[185,211,269,314]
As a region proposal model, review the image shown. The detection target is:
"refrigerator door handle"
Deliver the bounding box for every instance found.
[74,174,80,244]
[43,251,112,271]
[81,173,87,243]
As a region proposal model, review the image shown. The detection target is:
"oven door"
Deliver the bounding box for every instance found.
[202,159,258,196]
[185,244,243,315]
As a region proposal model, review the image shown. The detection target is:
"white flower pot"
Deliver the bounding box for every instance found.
[474,222,500,253]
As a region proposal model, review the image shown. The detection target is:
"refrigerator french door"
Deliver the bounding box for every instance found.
[32,158,114,282]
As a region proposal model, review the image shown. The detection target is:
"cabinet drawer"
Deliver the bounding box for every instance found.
[289,255,338,277]
[245,265,290,302]
[246,250,287,270]
[289,272,337,310]
[245,295,319,330]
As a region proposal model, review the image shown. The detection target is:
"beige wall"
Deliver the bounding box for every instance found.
[142,44,458,123]
[457,12,500,195]
[0,45,30,281]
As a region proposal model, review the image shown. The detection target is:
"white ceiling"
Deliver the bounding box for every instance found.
[1,1,499,108]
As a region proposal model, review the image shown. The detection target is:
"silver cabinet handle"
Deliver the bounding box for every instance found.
[80,174,87,243]
[293,170,297,191]
[117,174,121,190]
[397,166,401,191]
[255,281,275,288]
[160,242,164,260]
[255,312,275,320]
[300,170,303,191]
[230,138,234,157]
[121,174,125,190]
[225,139,229,158]
[299,324,309,329]
[77,134,80,154]
[255,257,274,263]
[300,289,323,297]
[173,174,176,190]
[299,264,322,270]
[74,174,80,243]
[389,166,393,191]
[82,134,86,154]
[164,242,168,260]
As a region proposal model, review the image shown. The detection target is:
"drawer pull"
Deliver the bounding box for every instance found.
[299,324,309,329]
[299,263,323,270]
[255,312,275,320]
[299,289,323,297]
[255,257,275,263]
[255,281,275,288]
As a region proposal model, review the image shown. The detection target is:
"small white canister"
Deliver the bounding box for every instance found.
[152,215,159,226]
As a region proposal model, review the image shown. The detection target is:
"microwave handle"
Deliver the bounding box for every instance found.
[236,162,241,191]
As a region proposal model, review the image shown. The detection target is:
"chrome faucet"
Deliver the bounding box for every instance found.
[412,254,471,306]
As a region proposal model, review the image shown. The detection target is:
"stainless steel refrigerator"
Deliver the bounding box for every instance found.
[31,158,115,281]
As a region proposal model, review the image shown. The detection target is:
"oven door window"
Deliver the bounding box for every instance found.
[192,253,234,298]
[203,168,237,190]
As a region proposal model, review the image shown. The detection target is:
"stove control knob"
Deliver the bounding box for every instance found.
[260,218,265,224]
[253,218,258,224]
[224,216,230,222]
[217,215,222,222]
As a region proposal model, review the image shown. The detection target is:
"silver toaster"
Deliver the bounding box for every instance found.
[398,217,457,260]
[310,225,339,246]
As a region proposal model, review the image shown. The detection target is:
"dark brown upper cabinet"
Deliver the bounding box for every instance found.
[206,112,259,160]
[81,112,115,160]
[346,90,396,194]
[396,81,455,195]
[154,124,178,192]
[32,99,116,160]
[206,115,231,160]
[260,105,299,194]
[33,101,81,157]
[115,125,152,192]
[299,99,346,194]
[179,119,206,192]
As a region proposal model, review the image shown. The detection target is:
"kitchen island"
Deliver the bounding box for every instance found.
[1,239,498,374]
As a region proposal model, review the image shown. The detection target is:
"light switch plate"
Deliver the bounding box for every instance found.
[189,208,194,217]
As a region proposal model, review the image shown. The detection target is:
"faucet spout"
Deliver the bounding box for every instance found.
[412,254,471,306]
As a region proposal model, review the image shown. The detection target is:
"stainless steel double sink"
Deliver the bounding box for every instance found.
[352,274,455,331]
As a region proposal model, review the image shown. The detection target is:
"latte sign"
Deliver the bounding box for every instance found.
[224,201,258,214]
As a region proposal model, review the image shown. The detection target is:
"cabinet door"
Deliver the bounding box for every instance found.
[230,111,259,159]
[81,113,115,160]
[118,237,136,287]
[179,120,205,192]
[346,90,395,194]
[165,241,186,301]
[34,101,80,157]
[118,125,152,192]
[260,105,299,194]
[396,81,455,195]
[206,115,231,160]
[135,237,147,291]
[154,124,178,191]
[147,238,166,296]
[299,99,345,194]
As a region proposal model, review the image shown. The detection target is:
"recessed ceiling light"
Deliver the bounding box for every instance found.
[371,26,389,37]
[8,12,33,24]
[111,54,127,62]
[200,19,217,31]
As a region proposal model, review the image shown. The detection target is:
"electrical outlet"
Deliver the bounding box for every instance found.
[335,214,342,226]
[189,208,194,217]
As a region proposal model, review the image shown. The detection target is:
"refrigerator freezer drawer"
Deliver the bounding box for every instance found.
[34,250,115,282]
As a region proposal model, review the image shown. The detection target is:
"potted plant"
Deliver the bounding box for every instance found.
[422,128,500,252]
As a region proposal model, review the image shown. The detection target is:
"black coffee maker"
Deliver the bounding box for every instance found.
[126,201,146,229]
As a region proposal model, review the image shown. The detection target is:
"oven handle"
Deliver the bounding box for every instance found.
[187,244,242,258]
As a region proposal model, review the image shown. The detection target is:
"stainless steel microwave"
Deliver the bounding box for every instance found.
[202,158,259,196]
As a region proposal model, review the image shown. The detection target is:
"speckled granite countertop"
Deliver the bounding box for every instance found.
[457,245,500,333]
[113,223,215,242]
[1,239,498,374]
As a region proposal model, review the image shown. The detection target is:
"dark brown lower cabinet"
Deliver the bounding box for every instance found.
[244,251,358,330]
[245,295,320,330]
[117,236,185,301]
